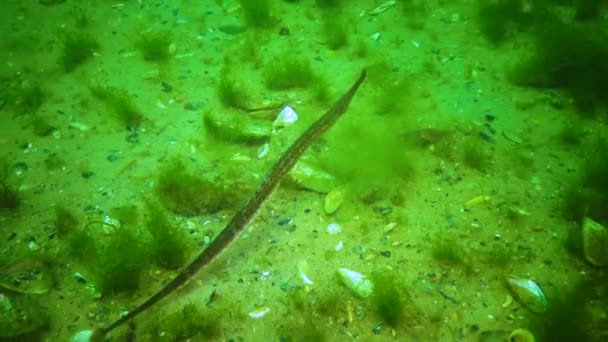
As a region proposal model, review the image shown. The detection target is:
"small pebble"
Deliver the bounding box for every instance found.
[125,133,139,143]
[277,218,292,226]
[14,162,28,176]
[279,27,290,36]
[380,250,391,257]
[161,81,172,92]
[326,223,342,235]
[81,171,95,179]
[372,325,382,335]
[484,113,496,122]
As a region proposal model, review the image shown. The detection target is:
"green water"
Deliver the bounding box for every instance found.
[1,1,607,341]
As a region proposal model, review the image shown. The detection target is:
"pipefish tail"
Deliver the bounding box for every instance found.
[81,69,367,342]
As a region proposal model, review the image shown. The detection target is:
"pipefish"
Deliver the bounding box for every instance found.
[76,69,367,341]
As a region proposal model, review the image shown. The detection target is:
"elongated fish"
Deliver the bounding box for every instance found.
[75,69,367,342]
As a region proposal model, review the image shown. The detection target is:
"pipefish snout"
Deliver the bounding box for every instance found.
[74,69,367,342]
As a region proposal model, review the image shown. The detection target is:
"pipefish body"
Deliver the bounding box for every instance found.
[77,69,367,341]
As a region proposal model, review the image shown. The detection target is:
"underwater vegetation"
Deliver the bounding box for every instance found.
[30,113,56,137]
[238,0,275,28]
[562,142,608,224]
[204,108,272,144]
[149,303,222,341]
[369,272,408,327]
[263,57,317,90]
[144,199,188,269]
[89,85,143,131]
[156,160,238,217]
[92,227,149,295]
[509,21,608,113]
[134,30,172,63]
[216,67,252,110]
[54,205,79,238]
[477,0,608,114]
[0,78,47,116]
[0,182,20,211]
[59,32,99,72]
[527,274,608,341]
[462,140,491,172]
[0,292,50,340]
[431,236,466,266]
[321,16,349,50]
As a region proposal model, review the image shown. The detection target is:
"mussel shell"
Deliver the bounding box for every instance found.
[506,275,548,313]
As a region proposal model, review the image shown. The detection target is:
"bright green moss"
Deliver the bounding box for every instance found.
[60,33,99,72]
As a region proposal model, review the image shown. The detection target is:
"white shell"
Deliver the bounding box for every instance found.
[337,268,374,298]
[326,223,342,235]
[71,330,94,342]
[273,105,298,128]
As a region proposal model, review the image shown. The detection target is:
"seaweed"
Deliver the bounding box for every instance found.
[150,303,222,341]
[263,57,317,90]
[431,237,465,266]
[321,16,348,50]
[54,205,79,237]
[238,0,275,28]
[92,230,148,295]
[156,160,238,217]
[216,67,251,109]
[0,182,20,211]
[59,32,99,72]
[89,85,143,131]
[144,199,188,269]
[370,272,408,327]
[30,114,56,137]
[462,140,491,172]
[134,30,173,63]
[562,144,608,224]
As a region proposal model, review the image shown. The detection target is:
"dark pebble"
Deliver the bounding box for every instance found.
[304,208,311,214]
[107,153,120,162]
[81,171,95,179]
[277,218,292,226]
[484,113,496,122]
[14,162,28,175]
[479,132,492,141]
[279,27,290,36]
[161,81,172,92]
[372,325,382,335]
[125,133,139,143]
[380,250,391,257]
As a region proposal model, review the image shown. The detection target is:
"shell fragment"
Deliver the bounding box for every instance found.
[273,105,298,128]
[324,186,346,214]
[582,217,608,267]
[337,268,374,298]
